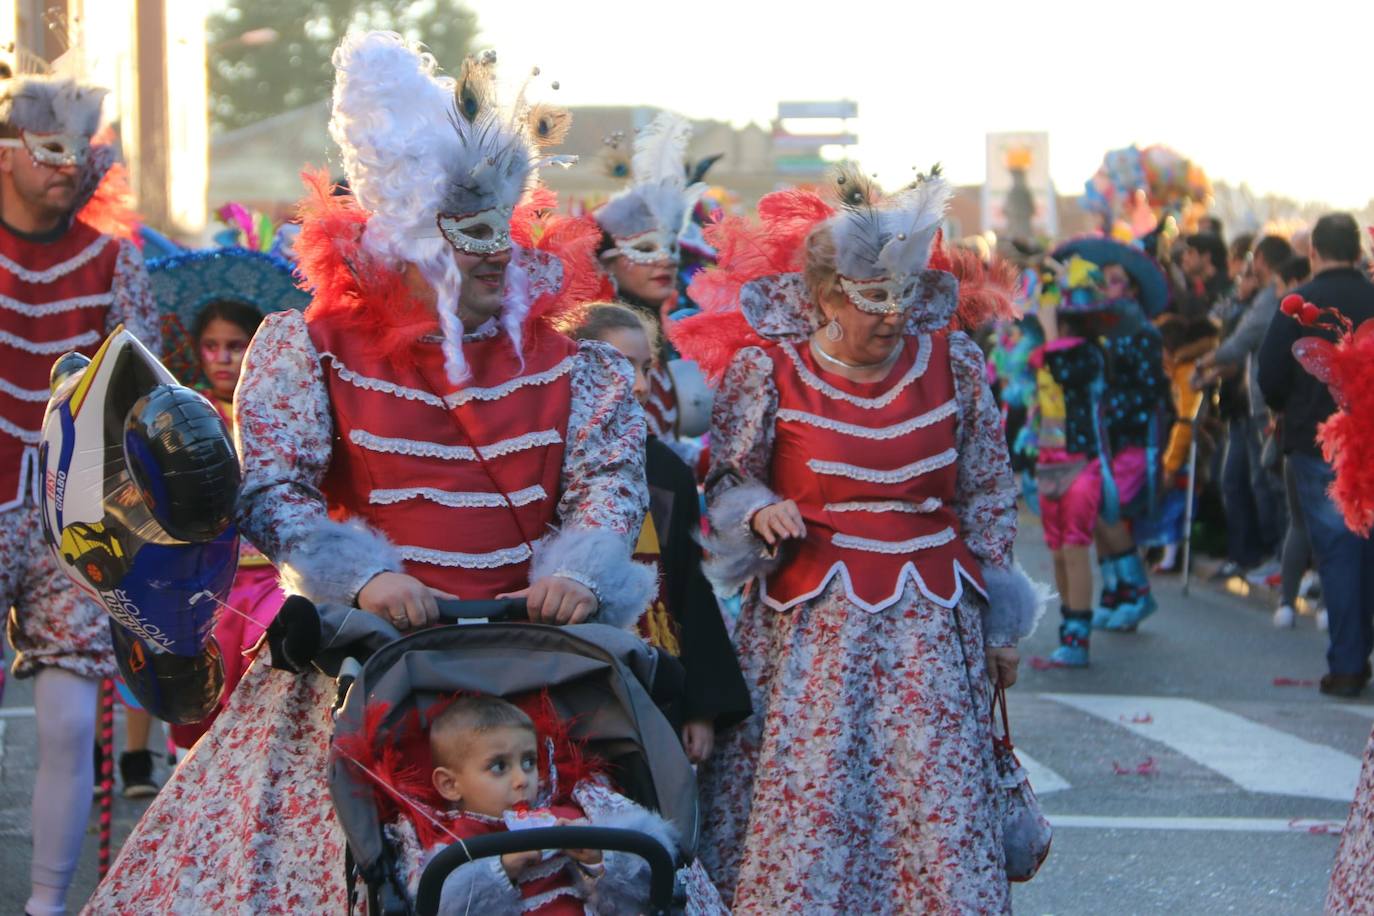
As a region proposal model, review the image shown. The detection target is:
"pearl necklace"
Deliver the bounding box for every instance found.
[809,336,902,374]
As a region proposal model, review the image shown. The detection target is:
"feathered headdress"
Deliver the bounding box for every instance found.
[825,164,952,314]
[327,31,573,382]
[595,112,707,265]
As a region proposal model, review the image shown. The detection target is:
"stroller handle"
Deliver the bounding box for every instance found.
[415,826,676,916]
[434,598,528,622]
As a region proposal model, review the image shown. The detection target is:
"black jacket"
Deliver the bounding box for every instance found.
[1258,267,1374,457]
[645,437,751,729]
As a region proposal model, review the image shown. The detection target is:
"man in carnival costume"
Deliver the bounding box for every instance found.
[0,59,155,916]
[88,32,653,913]
[595,112,711,447]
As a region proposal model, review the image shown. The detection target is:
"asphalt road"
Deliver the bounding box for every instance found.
[1,516,1370,914]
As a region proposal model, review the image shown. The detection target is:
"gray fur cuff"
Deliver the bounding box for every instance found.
[437,855,520,916]
[277,518,403,608]
[701,480,783,593]
[530,528,657,630]
[589,807,679,915]
[980,561,1052,647]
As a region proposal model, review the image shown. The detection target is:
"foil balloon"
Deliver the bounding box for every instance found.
[38,327,240,723]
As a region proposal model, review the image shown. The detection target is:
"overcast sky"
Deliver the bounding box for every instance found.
[463,0,1374,209]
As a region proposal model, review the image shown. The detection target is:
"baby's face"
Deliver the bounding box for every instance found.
[434,725,540,819]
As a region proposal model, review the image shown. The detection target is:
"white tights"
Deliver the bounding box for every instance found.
[27,667,99,916]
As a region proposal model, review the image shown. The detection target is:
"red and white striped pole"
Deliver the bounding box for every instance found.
[97,677,115,878]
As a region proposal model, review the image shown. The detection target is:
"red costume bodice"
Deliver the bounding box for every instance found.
[0,221,121,512]
[307,315,577,599]
[644,364,676,439]
[764,334,985,613]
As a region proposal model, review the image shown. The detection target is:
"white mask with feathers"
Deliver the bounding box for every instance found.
[828,165,951,315]
[596,112,707,266]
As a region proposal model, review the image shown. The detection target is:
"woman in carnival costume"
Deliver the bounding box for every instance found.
[669,166,1045,912]
[88,32,654,913]
[593,112,710,449]
[146,244,310,750]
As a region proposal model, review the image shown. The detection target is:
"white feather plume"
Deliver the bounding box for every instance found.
[877,176,952,279]
[632,112,691,190]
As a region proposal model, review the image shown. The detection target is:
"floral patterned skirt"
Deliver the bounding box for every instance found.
[83,656,346,914]
[698,579,1009,915]
[1327,726,1374,914]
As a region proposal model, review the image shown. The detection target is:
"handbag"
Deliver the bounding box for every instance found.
[991,686,1053,882]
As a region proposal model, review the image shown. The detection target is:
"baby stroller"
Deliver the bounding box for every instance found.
[271,597,704,915]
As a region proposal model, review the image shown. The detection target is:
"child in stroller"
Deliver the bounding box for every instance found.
[313,597,726,915]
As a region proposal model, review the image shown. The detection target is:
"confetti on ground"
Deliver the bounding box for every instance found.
[1112,757,1159,776]
[1119,713,1154,724]
[1272,677,1318,687]
[1029,656,1060,671]
[1288,818,1344,835]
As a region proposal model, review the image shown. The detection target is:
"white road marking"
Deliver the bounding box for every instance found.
[1014,749,1071,795]
[1042,693,1361,802]
[0,707,35,718]
[1048,815,1345,834]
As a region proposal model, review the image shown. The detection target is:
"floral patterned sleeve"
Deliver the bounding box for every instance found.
[949,331,1045,646]
[700,346,783,592]
[234,310,400,606]
[554,339,649,541]
[949,331,1017,567]
[107,238,159,355]
[530,339,654,630]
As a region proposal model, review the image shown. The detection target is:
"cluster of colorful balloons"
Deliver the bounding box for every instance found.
[1083,144,1212,237]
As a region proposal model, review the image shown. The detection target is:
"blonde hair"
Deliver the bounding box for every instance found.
[572,301,662,355]
[803,223,839,319]
[429,695,534,768]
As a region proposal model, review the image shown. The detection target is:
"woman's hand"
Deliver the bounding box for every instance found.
[681,719,715,763]
[356,572,440,630]
[986,646,1020,689]
[750,500,806,547]
[499,576,598,625]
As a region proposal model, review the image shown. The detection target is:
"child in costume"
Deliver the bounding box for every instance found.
[572,304,750,762]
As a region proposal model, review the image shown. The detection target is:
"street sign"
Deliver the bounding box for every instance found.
[777,100,858,120]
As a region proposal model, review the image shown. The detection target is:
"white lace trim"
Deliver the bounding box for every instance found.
[832,527,957,554]
[349,429,561,461]
[0,291,113,318]
[398,543,532,569]
[807,447,957,484]
[0,377,51,402]
[324,354,445,408]
[521,885,585,912]
[0,414,40,444]
[0,328,101,355]
[824,498,943,514]
[0,235,110,284]
[780,335,931,410]
[517,856,570,884]
[369,484,547,509]
[760,557,987,614]
[325,352,575,410]
[446,355,576,408]
[776,398,956,440]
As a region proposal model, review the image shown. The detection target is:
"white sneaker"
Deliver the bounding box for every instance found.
[1272,605,1296,628]
[1316,608,1329,631]
[1300,570,1321,599]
